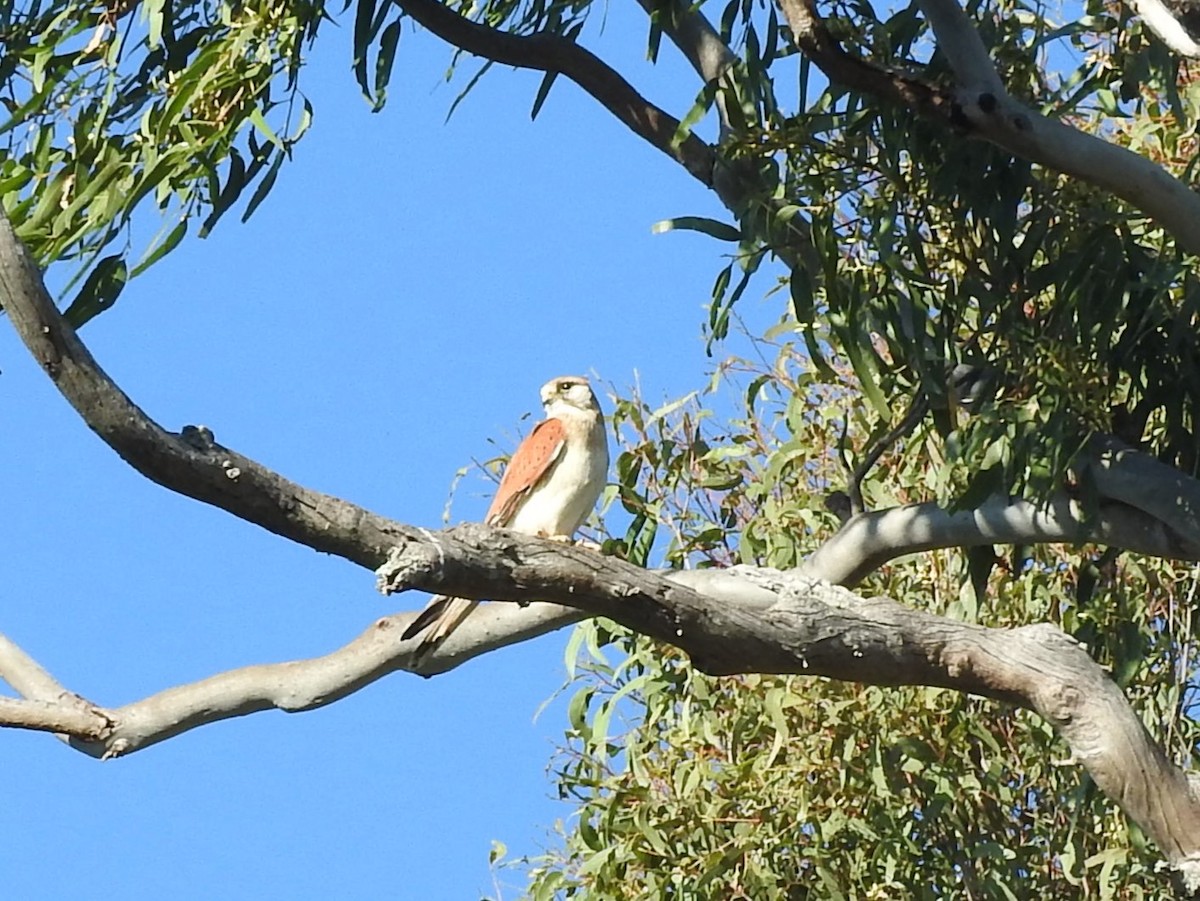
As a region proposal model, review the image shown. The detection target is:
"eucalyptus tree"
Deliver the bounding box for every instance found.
[4,0,1200,893]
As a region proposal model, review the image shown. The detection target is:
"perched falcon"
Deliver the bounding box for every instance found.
[402,375,609,659]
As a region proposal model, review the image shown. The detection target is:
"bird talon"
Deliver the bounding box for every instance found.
[541,533,602,551]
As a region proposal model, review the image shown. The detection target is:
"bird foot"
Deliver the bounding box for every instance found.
[536,532,602,551]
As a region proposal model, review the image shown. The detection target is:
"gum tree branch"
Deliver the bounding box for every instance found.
[397,0,820,271]
[774,0,954,115]
[1087,434,1200,541]
[804,493,1200,586]
[0,696,109,738]
[9,516,1200,886]
[775,0,1200,255]
[6,515,1198,882]
[1127,0,1200,56]
[0,551,769,754]
[380,549,1200,887]
[0,604,584,757]
[6,531,1200,886]
[0,631,75,701]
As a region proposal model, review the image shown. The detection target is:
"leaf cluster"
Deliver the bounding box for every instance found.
[1,0,320,322]
[679,0,1200,500]
[515,346,1200,898]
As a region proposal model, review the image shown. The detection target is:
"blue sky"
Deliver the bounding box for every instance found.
[0,6,784,899]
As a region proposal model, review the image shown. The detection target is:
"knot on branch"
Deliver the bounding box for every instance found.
[179,424,217,450]
[375,539,442,596]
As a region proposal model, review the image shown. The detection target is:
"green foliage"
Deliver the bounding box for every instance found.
[701,0,1200,494]
[519,344,1200,897]
[0,0,319,316]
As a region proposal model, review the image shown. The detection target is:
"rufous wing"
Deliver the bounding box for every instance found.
[404,417,568,659]
[485,417,566,526]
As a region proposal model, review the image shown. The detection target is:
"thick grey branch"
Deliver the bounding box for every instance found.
[0,552,763,755]
[8,519,1197,883]
[804,493,1200,586]
[379,544,1200,885]
[1127,0,1200,57]
[916,0,1200,251]
[1088,435,1200,543]
[731,571,1200,888]
[966,110,1200,253]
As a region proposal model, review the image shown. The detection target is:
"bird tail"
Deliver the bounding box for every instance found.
[402,595,478,660]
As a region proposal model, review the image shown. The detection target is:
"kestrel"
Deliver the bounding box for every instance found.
[403,375,609,659]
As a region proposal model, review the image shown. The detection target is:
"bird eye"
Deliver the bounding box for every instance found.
[558,381,573,392]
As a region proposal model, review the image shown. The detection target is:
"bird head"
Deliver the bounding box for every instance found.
[540,375,599,415]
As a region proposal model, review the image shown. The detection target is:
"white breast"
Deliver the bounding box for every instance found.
[508,418,608,537]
